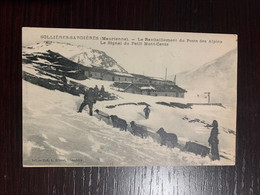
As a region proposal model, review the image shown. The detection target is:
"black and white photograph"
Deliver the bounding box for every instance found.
[22,28,237,166]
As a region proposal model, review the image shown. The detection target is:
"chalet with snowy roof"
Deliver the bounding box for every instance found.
[114,82,187,98]
[83,67,185,97]
[150,77,175,85]
[83,67,104,80]
[83,66,177,84]
[124,83,142,94]
[103,71,134,82]
[152,84,186,97]
[131,74,151,84]
[83,67,135,82]
[139,86,157,96]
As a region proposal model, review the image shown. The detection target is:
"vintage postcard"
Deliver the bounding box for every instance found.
[22,27,237,166]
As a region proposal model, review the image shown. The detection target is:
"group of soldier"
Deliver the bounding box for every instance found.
[77,85,106,116]
[78,84,151,120]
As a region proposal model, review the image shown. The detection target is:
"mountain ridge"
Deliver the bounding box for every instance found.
[23,41,127,73]
[173,49,237,107]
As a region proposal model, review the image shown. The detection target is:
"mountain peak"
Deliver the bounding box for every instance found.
[70,50,127,73]
[23,41,128,73]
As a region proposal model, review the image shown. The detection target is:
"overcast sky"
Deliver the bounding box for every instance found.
[23,27,237,78]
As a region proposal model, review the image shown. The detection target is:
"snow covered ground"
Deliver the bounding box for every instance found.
[23,78,236,166]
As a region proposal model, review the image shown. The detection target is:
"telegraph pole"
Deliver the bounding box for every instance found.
[173,75,176,85]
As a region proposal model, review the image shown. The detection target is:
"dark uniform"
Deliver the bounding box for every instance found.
[94,85,99,99]
[78,88,96,116]
[208,120,220,160]
[143,105,151,119]
[100,85,105,98]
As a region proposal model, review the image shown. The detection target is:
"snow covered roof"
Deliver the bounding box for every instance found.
[150,77,174,83]
[88,68,133,77]
[124,83,142,92]
[89,67,110,73]
[154,84,187,93]
[114,82,186,93]
[131,73,150,80]
[140,86,155,90]
[108,71,134,77]
[150,76,165,81]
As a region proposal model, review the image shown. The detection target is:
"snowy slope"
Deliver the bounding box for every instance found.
[23,41,127,73]
[23,78,236,166]
[174,49,237,108]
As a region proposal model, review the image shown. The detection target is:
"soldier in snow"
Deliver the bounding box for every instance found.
[208,120,220,160]
[100,85,106,98]
[143,105,151,119]
[78,88,96,116]
[100,85,105,93]
[94,85,99,99]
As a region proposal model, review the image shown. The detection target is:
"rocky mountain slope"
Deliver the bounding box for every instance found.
[23,41,127,73]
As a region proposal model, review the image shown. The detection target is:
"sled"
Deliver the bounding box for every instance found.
[184,141,210,157]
